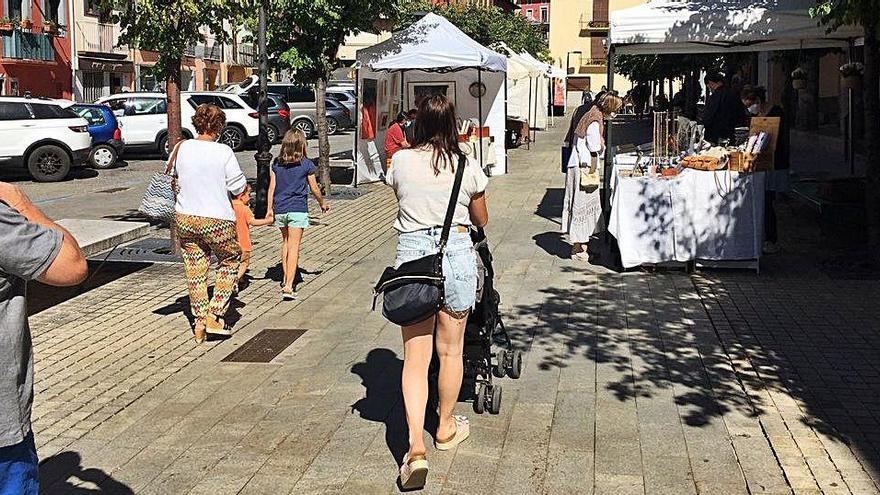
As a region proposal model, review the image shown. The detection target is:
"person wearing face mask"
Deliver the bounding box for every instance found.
[741,86,789,254]
[561,93,623,261]
[701,71,746,144]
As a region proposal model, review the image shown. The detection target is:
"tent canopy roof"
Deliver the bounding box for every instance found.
[610,0,862,55]
[357,13,506,72]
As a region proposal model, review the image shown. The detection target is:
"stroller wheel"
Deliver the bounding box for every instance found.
[489,385,503,415]
[493,349,508,378]
[508,350,523,379]
[474,383,487,414]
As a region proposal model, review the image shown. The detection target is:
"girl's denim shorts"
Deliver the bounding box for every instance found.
[395,228,477,314]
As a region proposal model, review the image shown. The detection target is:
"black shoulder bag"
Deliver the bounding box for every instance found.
[373,155,467,326]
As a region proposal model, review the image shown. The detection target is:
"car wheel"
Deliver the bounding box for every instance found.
[266,124,279,144]
[220,126,245,151]
[293,119,314,138]
[90,144,118,169]
[27,145,71,182]
[326,117,339,135]
[159,135,170,159]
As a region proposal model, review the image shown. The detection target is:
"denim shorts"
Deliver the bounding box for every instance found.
[274,212,309,229]
[395,228,477,313]
[0,431,38,495]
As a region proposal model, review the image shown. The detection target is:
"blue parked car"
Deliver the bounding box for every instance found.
[69,103,125,169]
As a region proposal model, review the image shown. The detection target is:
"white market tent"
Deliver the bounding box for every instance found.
[497,44,548,131]
[609,0,862,55]
[354,13,508,183]
[505,52,542,126]
[603,0,864,232]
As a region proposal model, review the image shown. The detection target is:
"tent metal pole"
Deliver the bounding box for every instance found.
[503,70,508,172]
[603,44,616,247]
[527,77,532,150]
[352,67,359,186]
[478,67,484,172]
[532,77,538,143]
[400,69,405,108]
[847,40,855,175]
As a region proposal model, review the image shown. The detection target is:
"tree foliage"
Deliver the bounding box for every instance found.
[103,0,242,78]
[396,1,551,62]
[257,0,399,193]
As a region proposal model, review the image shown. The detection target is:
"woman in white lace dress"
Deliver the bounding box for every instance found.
[562,93,622,261]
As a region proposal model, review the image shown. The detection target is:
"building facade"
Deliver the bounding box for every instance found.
[549,0,644,93]
[0,0,73,98]
[516,0,549,41]
[71,0,133,102]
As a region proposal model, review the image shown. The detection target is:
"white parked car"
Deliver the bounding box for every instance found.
[0,96,91,182]
[95,91,260,155]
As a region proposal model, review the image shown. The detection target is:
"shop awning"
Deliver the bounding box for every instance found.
[357,13,507,73]
[610,0,862,55]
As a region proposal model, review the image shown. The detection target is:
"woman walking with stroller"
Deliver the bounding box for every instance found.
[385,95,489,490]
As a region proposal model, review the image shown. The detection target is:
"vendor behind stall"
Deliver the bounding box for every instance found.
[701,71,746,145]
[384,112,410,168]
[742,85,790,254]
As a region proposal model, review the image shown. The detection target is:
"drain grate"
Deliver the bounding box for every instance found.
[97,187,130,194]
[91,237,182,263]
[221,329,307,363]
[325,188,369,201]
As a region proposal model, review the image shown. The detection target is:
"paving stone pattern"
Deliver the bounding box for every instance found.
[31,119,880,494]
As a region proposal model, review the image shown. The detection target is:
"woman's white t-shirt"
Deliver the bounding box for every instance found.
[387,147,489,233]
[173,139,247,222]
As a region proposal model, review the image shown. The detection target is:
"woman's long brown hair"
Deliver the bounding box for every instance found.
[410,95,465,175]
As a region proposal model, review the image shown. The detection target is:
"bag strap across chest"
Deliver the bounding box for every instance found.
[438,154,468,253]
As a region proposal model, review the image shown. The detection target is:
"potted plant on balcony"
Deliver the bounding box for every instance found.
[42,20,59,35]
[839,62,864,90]
[0,17,14,33]
[19,17,33,30]
[791,68,808,90]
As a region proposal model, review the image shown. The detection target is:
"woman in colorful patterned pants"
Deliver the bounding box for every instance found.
[171,104,248,342]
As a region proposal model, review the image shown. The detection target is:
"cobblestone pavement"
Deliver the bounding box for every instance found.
[29,117,880,494]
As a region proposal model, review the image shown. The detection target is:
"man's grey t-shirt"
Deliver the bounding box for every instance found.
[0,202,62,448]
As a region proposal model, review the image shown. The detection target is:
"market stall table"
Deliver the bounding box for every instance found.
[608,166,765,270]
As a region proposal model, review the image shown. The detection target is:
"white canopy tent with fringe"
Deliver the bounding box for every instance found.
[353,13,508,183]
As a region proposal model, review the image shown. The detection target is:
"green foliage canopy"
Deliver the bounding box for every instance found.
[396,1,551,63]
[261,0,400,83]
[101,0,243,78]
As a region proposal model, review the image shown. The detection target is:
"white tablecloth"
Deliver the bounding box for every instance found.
[608,168,765,269]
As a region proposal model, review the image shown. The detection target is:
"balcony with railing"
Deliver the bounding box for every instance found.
[185,40,223,62]
[76,21,127,56]
[1,30,55,61]
[567,56,606,75]
[579,14,610,36]
[232,43,256,67]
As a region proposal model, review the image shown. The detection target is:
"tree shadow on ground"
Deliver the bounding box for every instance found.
[522,183,880,483]
[39,451,133,494]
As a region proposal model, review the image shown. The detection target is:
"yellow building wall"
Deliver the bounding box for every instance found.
[549,0,646,93]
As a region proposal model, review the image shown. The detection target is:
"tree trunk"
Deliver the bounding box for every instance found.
[796,55,820,130]
[862,22,880,250]
[166,58,183,153]
[315,77,332,195]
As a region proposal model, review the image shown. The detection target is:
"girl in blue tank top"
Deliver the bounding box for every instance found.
[268,129,330,300]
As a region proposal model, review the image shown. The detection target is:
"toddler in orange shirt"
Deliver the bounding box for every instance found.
[232,184,274,294]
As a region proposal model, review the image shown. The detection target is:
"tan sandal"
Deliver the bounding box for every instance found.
[399,452,428,490]
[435,415,470,451]
[205,315,231,336]
[193,319,206,344]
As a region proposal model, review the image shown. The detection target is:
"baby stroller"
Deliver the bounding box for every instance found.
[463,227,522,415]
[428,228,522,415]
